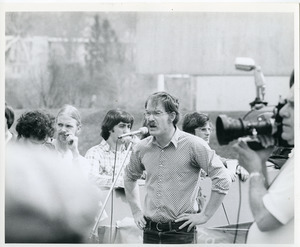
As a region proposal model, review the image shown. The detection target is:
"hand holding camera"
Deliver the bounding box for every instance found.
[233,136,275,174]
[216,58,293,175]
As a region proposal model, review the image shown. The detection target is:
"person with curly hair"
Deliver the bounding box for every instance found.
[16,110,55,148]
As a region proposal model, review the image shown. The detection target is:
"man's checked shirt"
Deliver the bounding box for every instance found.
[85,140,131,188]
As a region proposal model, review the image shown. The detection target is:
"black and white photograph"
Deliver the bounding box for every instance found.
[1,1,299,246]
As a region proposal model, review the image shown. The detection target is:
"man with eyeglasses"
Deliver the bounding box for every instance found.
[124,92,231,244]
[85,109,135,188]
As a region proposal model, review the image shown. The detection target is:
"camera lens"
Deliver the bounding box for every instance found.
[216,113,274,145]
[216,115,245,145]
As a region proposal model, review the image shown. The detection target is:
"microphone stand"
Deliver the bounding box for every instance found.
[89,141,133,242]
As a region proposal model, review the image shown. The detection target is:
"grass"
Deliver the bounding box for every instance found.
[11,109,247,159]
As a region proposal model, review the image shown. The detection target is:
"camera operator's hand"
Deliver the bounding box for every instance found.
[236,165,249,181]
[65,133,80,159]
[233,136,275,174]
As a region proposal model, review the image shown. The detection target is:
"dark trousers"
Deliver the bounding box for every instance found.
[143,219,196,244]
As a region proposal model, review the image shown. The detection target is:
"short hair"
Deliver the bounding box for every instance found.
[16,110,55,141]
[101,109,134,140]
[182,112,210,135]
[56,105,81,126]
[5,103,15,129]
[145,92,180,126]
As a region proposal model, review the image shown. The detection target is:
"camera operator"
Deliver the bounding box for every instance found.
[233,78,294,244]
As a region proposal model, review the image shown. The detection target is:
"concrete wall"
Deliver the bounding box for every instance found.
[136,12,294,76]
[196,76,291,111]
[135,12,294,110]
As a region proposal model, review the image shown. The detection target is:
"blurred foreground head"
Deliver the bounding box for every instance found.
[5,143,100,243]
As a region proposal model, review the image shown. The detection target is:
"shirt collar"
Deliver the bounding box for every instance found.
[100,139,126,152]
[152,127,180,149]
[170,127,180,148]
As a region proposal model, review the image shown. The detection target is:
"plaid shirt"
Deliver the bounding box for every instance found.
[124,128,231,222]
[85,140,131,188]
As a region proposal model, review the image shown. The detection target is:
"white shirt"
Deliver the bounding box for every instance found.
[247,150,294,244]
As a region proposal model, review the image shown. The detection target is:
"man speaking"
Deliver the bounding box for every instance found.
[124,92,231,244]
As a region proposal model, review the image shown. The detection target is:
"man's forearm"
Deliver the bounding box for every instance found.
[249,174,282,231]
[202,191,225,220]
[124,178,143,217]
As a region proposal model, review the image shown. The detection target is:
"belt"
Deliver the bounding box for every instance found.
[145,218,192,232]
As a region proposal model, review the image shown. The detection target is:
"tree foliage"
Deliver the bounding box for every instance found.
[84,14,134,108]
[5,13,141,110]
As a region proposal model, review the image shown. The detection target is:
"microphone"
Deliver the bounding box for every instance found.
[118,127,148,139]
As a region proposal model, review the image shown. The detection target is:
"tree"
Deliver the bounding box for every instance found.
[84,15,132,107]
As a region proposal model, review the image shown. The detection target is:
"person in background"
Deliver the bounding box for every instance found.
[5,102,15,144]
[233,74,294,244]
[85,109,135,188]
[15,110,55,149]
[124,91,231,244]
[182,112,249,182]
[53,105,90,180]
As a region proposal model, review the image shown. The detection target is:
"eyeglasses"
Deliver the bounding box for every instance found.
[196,127,212,133]
[144,110,169,118]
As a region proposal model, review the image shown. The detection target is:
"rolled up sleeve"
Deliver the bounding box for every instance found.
[193,141,231,194]
[124,146,144,181]
[208,153,231,194]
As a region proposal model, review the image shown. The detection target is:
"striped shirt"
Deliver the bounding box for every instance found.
[124,128,231,222]
[85,140,130,188]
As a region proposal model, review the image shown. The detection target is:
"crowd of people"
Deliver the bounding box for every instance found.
[4,71,295,244]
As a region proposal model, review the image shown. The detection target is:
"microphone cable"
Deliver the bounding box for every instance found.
[221,202,230,225]
[233,176,242,243]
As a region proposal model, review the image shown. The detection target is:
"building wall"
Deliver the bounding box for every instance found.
[136,12,294,76]
[135,12,294,110]
[5,12,294,111]
[195,76,291,111]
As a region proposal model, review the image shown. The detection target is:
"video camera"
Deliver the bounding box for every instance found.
[216,57,290,151]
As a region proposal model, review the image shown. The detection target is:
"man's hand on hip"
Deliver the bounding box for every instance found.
[175,212,209,232]
[133,211,146,230]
